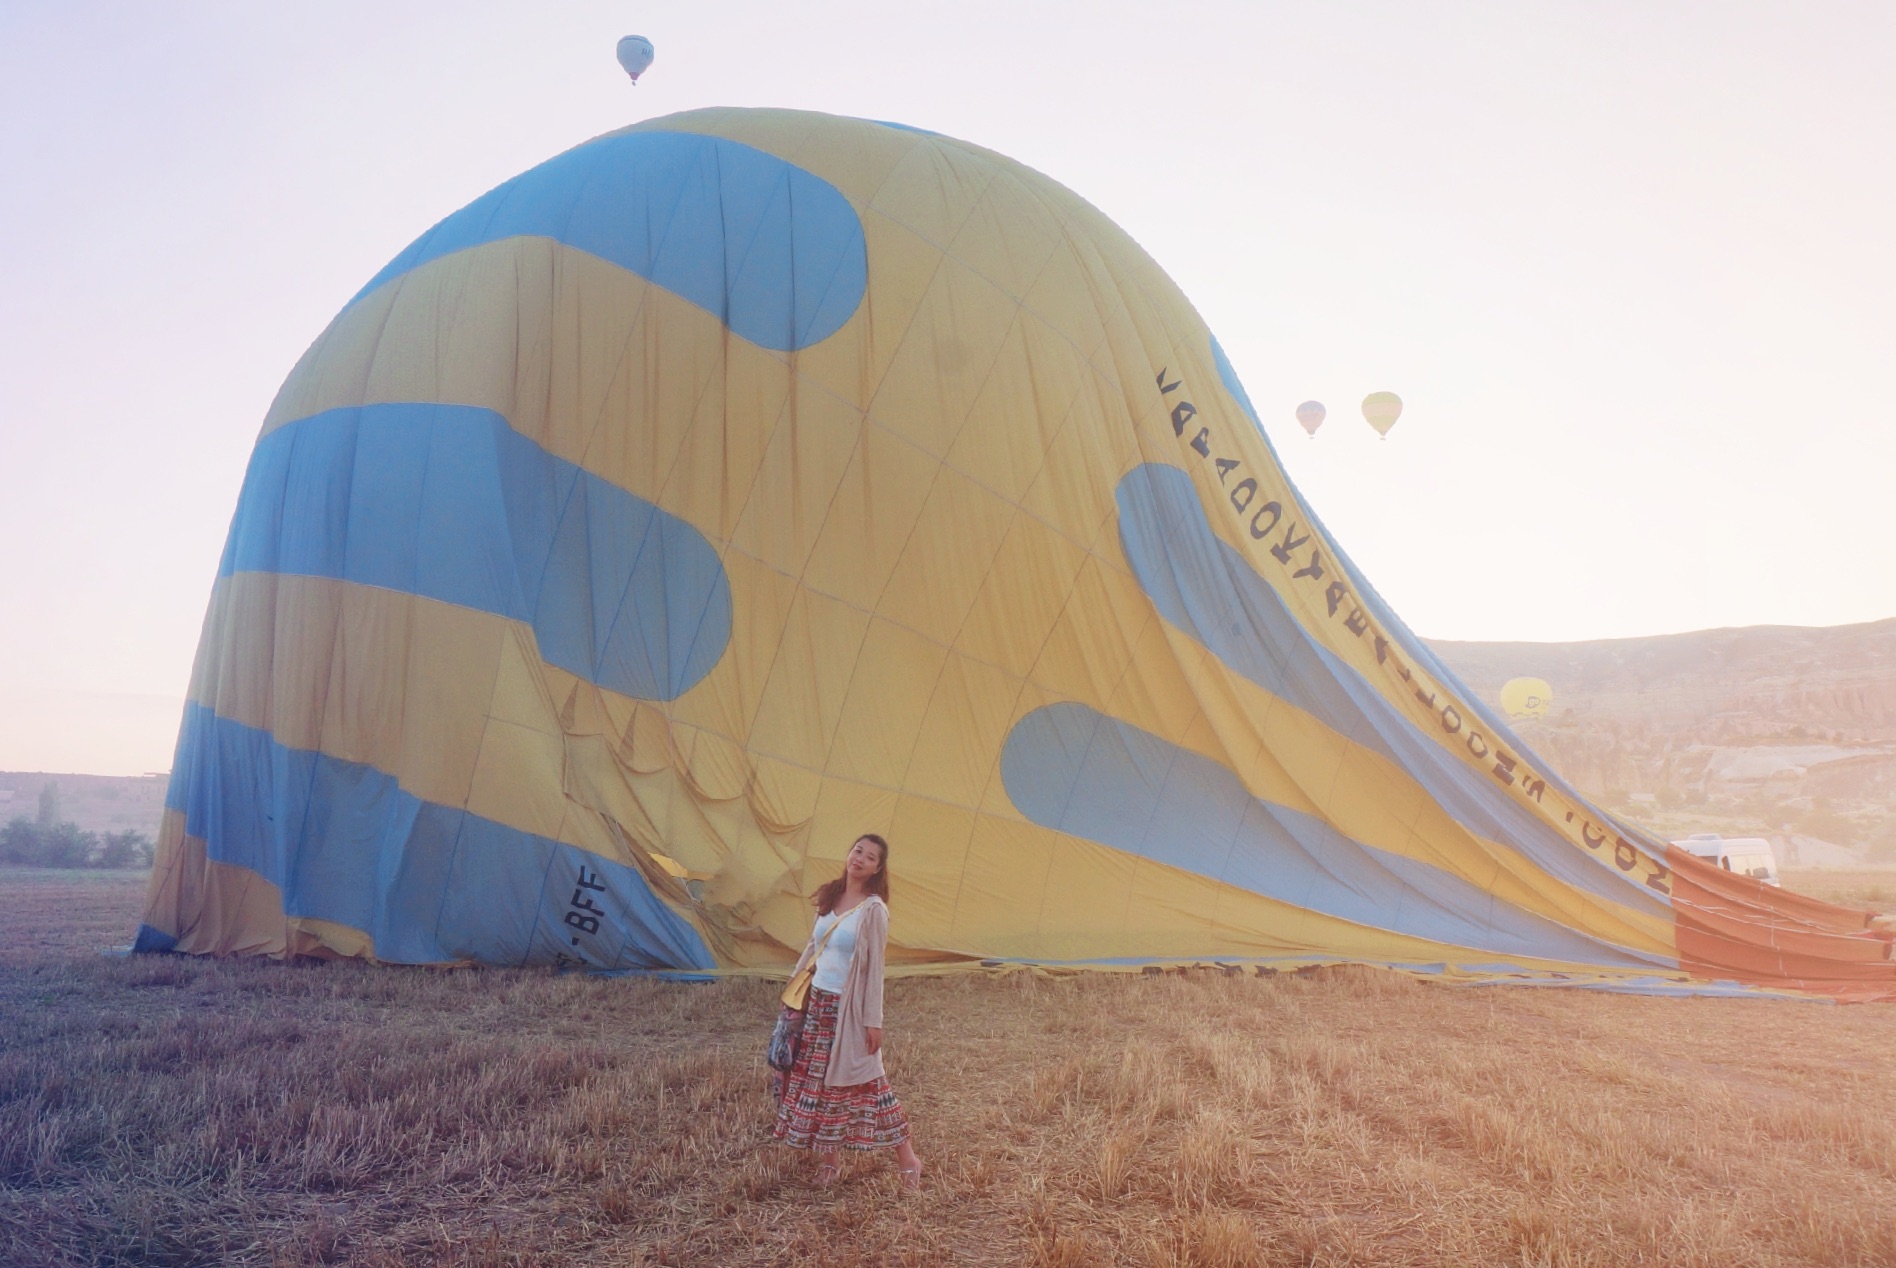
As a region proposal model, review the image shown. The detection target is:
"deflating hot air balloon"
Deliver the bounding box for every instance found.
[616,35,655,83]
[1501,677,1555,719]
[1295,400,1326,438]
[1362,391,1402,437]
[139,109,1896,1003]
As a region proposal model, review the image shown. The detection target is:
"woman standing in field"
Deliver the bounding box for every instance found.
[772,833,923,1189]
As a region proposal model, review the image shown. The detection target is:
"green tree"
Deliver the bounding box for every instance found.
[38,822,97,868]
[97,830,154,869]
[36,781,60,829]
[0,817,150,868]
[0,816,37,864]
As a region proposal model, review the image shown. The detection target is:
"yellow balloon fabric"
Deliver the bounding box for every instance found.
[1501,677,1555,719]
[1362,391,1403,436]
[140,109,1896,1001]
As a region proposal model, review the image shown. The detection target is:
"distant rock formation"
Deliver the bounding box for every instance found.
[1430,618,1896,865]
[0,771,168,837]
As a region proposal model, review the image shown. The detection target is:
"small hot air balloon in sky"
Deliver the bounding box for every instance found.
[616,35,655,83]
[1362,391,1402,438]
[1295,400,1326,438]
[1501,676,1554,719]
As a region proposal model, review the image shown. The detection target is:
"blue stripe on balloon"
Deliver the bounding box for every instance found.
[131,924,177,953]
[160,703,714,970]
[867,119,944,136]
[220,403,731,703]
[1210,335,1263,429]
[1114,462,1669,914]
[1206,332,1635,847]
[1001,702,1667,970]
[351,130,867,352]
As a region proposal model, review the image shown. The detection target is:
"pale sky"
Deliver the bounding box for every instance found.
[4,1,1893,774]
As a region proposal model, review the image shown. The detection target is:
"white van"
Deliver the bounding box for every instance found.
[1672,833,1781,885]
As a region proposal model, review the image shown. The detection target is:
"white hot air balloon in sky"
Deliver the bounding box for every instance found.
[616,35,655,84]
[1295,400,1326,438]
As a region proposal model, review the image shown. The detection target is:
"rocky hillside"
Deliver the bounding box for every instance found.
[1430,619,1896,865]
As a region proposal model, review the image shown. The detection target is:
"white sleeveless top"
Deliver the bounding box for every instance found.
[810,903,865,994]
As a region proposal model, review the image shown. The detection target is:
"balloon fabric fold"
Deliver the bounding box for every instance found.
[142,108,1896,1002]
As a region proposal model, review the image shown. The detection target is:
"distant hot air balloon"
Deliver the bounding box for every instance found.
[1501,676,1554,719]
[1295,400,1326,438]
[1362,391,1402,437]
[616,35,655,83]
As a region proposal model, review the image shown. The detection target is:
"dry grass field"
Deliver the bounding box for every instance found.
[4,869,1896,1267]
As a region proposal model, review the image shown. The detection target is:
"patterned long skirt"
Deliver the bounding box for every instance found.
[772,987,911,1152]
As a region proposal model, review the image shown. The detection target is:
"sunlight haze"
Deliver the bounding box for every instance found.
[3,0,1892,773]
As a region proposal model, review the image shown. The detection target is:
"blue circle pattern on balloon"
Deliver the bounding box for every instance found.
[350,129,868,354]
[220,403,733,703]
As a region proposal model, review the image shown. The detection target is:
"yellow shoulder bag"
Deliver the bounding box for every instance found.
[781,908,850,1010]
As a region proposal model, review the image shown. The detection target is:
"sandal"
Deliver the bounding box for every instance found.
[814,1158,842,1187]
[897,1162,923,1191]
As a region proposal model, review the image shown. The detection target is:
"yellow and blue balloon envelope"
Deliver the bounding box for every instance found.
[138,109,1896,1000]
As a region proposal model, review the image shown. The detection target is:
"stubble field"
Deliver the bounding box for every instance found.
[3,868,1895,1268]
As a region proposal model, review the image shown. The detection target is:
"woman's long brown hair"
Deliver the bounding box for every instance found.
[812,833,891,916]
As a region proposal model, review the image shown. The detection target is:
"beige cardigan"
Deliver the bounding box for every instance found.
[788,895,889,1087]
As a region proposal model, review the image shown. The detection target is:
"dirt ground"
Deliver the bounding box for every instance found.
[3,868,1894,1267]
[1774,870,1896,910]
[0,868,151,964]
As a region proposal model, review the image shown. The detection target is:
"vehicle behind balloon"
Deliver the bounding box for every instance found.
[1673,833,1781,886]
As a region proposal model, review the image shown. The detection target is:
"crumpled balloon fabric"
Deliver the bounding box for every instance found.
[141,109,1896,1001]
